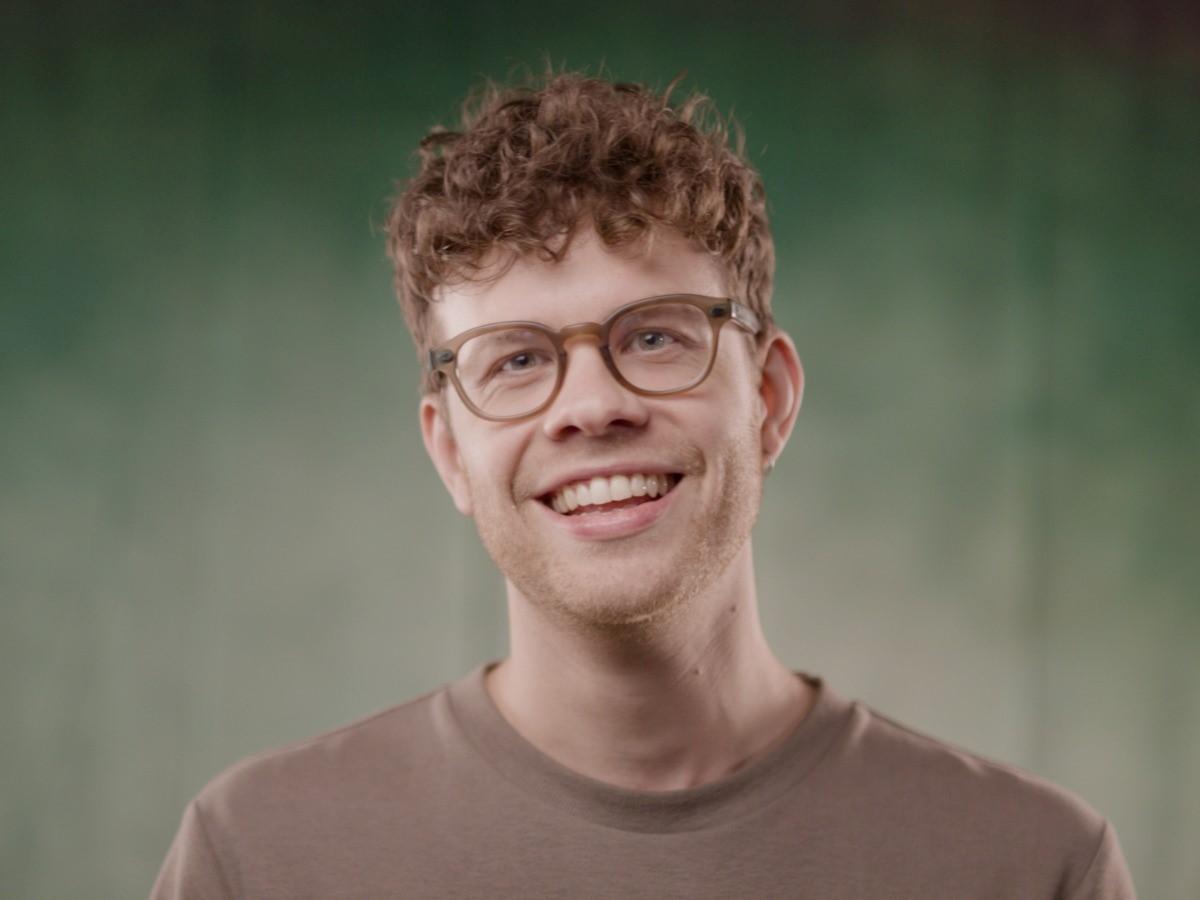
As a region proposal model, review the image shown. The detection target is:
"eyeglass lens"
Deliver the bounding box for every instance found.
[454,301,714,418]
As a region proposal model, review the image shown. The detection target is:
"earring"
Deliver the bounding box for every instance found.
[763,458,775,476]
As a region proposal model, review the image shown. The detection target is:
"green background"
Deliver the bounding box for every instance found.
[3,2,1198,896]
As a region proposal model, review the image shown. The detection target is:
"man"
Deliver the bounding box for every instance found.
[152,71,1136,898]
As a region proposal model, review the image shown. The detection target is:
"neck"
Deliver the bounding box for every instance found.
[485,542,814,792]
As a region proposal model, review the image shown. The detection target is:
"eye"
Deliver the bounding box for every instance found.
[626,330,679,352]
[495,350,551,375]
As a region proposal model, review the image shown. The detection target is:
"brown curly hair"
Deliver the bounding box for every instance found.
[384,70,775,392]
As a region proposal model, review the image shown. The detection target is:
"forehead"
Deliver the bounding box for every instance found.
[430,227,726,340]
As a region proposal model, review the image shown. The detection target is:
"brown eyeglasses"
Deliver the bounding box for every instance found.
[427,293,762,421]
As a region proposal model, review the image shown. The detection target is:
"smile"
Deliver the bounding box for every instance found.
[541,473,683,516]
[535,473,685,541]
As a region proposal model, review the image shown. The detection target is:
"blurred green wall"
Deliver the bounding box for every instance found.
[2,2,1197,896]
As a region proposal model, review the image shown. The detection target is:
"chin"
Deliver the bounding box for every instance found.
[474,438,761,632]
[516,562,704,633]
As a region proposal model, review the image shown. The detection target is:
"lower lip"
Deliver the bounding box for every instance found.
[536,481,681,541]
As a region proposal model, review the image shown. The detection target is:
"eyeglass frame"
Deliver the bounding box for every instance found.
[426,293,763,422]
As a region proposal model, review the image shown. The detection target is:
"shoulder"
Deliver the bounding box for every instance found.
[823,697,1130,896]
[192,681,448,827]
[842,699,1104,829]
[154,682,465,897]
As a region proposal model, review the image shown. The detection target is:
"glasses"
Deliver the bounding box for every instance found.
[427,293,762,421]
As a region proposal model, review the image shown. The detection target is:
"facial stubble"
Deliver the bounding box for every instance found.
[466,420,764,639]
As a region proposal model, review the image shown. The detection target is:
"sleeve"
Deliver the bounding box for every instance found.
[1063,819,1138,900]
[149,799,237,900]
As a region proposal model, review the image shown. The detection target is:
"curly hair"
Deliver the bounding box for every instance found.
[384,70,775,392]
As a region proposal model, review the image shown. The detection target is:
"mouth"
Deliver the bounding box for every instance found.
[539,473,684,517]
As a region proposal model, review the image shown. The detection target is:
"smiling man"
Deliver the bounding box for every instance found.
[151,72,1136,898]
[418,222,810,795]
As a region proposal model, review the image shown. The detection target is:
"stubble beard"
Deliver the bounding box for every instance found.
[467,421,764,640]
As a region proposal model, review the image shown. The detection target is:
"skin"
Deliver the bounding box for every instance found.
[420,225,812,792]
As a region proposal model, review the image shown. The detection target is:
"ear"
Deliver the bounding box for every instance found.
[756,330,804,470]
[419,394,474,516]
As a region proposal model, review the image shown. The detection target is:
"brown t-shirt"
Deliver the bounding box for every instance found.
[151,661,1136,898]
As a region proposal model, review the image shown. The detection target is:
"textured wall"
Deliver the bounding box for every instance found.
[2,2,1197,897]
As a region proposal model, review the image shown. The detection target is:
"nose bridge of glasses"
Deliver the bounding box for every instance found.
[557,322,615,376]
[559,321,606,347]
[557,321,615,383]
[547,320,645,427]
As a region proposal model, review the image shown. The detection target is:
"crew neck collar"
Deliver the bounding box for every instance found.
[445,660,854,833]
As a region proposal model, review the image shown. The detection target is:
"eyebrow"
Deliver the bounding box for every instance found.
[474,327,548,344]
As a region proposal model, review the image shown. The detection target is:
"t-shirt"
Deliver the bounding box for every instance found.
[151,661,1137,898]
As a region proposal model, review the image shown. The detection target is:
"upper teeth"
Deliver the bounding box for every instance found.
[549,473,674,514]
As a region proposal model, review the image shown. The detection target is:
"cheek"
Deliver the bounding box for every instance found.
[713,382,766,466]
[459,433,526,501]
[710,370,762,433]
[712,337,760,395]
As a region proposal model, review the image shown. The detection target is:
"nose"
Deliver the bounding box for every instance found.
[540,337,649,439]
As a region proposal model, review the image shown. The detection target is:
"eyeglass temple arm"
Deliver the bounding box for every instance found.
[728,300,762,335]
[427,348,455,375]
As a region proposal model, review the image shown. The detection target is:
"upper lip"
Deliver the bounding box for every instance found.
[534,464,684,499]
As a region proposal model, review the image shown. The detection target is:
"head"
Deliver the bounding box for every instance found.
[385,70,802,636]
